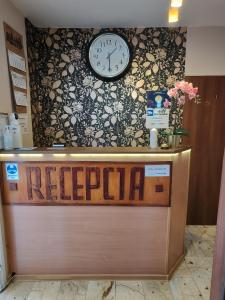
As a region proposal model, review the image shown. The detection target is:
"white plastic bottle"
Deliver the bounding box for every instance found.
[9,113,23,149]
[0,127,4,149]
[3,126,13,150]
[150,128,158,149]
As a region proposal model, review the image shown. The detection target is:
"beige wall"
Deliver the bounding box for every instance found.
[0,0,33,146]
[186,27,225,76]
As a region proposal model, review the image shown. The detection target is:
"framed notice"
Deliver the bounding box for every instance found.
[11,71,27,90]
[146,108,170,129]
[8,50,26,72]
[4,22,27,114]
[146,91,170,129]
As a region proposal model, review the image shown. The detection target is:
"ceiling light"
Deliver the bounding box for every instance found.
[171,0,183,7]
[168,7,179,23]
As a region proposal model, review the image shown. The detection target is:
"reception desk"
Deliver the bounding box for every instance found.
[0,146,191,279]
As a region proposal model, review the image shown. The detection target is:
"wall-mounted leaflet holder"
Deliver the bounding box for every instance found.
[4,23,28,114]
[0,113,9,149]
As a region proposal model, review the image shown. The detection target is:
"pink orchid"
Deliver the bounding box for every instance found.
[175,80,185,90]
[163,99,171,108]
[167,88,177,98]
[168,80,201,106]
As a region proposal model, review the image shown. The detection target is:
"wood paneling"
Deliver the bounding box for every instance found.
[168,150,190,270]
[2,162,171,207]
[4,206,169,275]
[210,151,225,300]
[183,76,225,225]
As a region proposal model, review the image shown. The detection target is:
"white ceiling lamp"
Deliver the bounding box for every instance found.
[171,0,183,8]
[168,7,179,23]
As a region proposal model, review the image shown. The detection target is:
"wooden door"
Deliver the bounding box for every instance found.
[210,150,225,300]
[183,76,225,225]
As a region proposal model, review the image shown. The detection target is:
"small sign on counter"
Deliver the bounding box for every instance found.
[145,164,170,177]
[146,108,170,129]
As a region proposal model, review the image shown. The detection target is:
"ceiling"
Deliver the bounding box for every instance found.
[9,0,225,28]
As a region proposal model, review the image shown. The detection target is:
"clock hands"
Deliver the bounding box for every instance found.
[107,54,111,72]
[106,47,117,72]
[108,47,117,57]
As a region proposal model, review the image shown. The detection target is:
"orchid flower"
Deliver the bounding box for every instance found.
[167,81,201,106]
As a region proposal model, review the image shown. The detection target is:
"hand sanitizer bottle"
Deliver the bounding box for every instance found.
[0,127,4,149]
[150,128,158,149]
[3,126,13,150]
[9,113,23,149]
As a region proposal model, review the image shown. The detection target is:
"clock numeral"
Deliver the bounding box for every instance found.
[94,54,98,59]
[97,48,102,53]
[97,61,101,66]
[120,59,123,65]
[115,65,119,70]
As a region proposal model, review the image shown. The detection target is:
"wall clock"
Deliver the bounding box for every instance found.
[87,32,132,81]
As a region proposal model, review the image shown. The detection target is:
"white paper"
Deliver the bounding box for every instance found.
[11,71,27,90]
[8,50,26,72]
[146,108,170,129]
[145,165,170,177]
[18,113,29,134]
[14,90,27,106]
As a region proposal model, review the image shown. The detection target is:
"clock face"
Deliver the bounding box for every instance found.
[88,32,131,81]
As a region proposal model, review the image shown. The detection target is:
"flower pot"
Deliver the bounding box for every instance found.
[169,135,181,148]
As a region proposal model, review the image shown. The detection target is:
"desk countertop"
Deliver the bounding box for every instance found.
[0,145,191,155]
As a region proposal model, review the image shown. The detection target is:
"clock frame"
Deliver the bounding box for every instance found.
[86,31,133,82]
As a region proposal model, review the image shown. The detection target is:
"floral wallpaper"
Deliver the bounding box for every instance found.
[26,20,187,147]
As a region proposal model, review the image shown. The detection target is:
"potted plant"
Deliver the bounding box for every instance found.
[166,80,201,147]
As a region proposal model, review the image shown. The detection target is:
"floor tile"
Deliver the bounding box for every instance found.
[170,276,204,300]
[191,269,211,300]
[39,281,61,300]
[0,280,34,300]
[86,281,115,300]
[142,280,173,300]
[115,281,145,300]
[56,281,88,300]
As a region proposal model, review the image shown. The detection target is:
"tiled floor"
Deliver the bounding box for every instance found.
[0,226,216,300]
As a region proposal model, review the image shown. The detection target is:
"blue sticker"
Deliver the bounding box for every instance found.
[5,163,19,181]
[147,108,154,116]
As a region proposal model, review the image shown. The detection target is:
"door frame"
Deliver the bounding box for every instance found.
[210,149,225,299]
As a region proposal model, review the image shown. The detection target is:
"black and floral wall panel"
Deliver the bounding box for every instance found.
[26,20,187,147]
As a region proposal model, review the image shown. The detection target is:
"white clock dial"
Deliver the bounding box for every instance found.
[88,33,131,80]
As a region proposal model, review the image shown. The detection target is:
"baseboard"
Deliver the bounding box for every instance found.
[13,255,185,281]
[168,254,185,279]
[15,273,169,281]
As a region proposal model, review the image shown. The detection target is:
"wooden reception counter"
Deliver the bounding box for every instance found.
[0,146,191,279]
